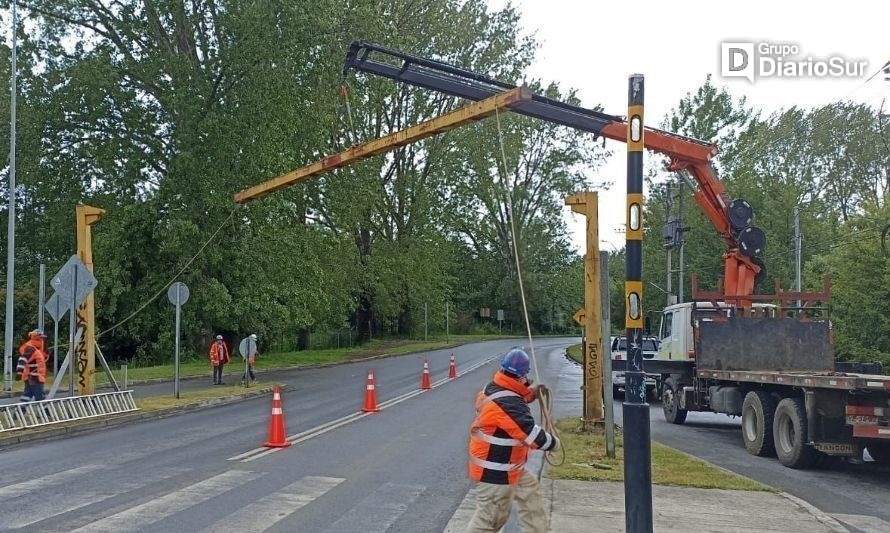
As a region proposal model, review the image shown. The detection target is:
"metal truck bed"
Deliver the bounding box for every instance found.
[696,369,890,391]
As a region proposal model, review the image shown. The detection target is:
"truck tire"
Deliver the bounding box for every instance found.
[867,443,890,465]
[742,391,776,457]
[773,397,818,469]
[662,378,687,425]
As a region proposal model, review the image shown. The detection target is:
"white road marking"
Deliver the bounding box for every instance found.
[0,464,104,498]
[443,486,487,533]
[5,467,188,529]
[70,470,261,532]
[324,482,426,533]
[201,476,345,533]
[230,353,500,463]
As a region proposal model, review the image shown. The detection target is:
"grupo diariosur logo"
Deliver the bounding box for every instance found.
[720,42,868,82]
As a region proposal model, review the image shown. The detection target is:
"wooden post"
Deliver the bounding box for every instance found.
[565,192,603,426]
[76,204,105,395]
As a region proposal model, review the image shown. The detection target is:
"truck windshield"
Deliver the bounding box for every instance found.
[616,338,658,351]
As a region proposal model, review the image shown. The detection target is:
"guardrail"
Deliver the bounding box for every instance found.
[0,390,139,433]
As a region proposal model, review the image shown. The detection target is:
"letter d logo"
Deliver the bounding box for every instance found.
[721,42,755,83]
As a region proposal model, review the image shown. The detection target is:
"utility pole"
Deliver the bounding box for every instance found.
[600,251,616,458]
[445,301,449,343]
[565,191,604,427]
[678,182,686,303]
[38,264,46,332]
[3,0,18,392]
[623,73,653,533]
[794,206,802,308]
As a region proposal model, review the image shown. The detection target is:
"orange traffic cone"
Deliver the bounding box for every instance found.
[421,359,432,390]
[263,386,292,448]
[362,370,380,412]
[448,354,457,379]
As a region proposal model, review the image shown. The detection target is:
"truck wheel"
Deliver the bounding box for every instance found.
[773,397,817,469]
[742,391,776,457]
[662,378,687,425]
[867,443,890,465]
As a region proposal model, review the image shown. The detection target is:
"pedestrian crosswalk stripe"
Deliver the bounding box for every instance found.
[5,467,188,529]
[70,470,261,532]
[324,482,425,533]
[202,476,345,533]
[0,464,104,498]
[443,486,481,533]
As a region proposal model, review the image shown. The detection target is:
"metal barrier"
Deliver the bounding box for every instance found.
[0,390,139,433]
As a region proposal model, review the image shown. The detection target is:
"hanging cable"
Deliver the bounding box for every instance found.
[96,207,238,339]
[494,107,564,469]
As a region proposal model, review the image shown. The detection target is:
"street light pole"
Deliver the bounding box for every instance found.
[3,0,18,392]
[623,73,653,532]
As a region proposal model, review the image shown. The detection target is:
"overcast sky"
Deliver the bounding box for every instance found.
[486,0,889,252]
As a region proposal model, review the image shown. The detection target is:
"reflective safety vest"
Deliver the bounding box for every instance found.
[20,349,47,384]
[209,341,231,366]
[468,371,557,485]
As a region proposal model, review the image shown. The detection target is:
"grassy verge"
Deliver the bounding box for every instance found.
[135,384,276,412]
[566,344,582,364]
[94,335,516,385]
[547,418,772,491]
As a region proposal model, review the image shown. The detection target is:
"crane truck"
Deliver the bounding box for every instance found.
[342,42,890,469]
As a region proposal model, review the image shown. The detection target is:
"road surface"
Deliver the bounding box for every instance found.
[0,337,578,532]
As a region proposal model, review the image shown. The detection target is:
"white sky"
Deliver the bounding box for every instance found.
[487,0,890,252]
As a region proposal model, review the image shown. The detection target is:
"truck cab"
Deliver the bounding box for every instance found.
[655,302,777,362]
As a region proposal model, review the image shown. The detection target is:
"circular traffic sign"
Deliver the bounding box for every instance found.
[167,281,190,306]
[239,336,257,359]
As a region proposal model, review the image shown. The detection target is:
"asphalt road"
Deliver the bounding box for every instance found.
[612,390,890,530]
[0,337,580,533]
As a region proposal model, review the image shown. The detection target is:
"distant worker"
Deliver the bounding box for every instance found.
[241,333,259,385]
[209,335,231,385]
[466,348,559,533]
[16,344,47,402]
[18,329,47,356]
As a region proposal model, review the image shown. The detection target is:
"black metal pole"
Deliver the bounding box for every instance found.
[623,73,653,532]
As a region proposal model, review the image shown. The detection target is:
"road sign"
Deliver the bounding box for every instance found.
[239,336,257,359]
[573,308,586,326]
[497,309,504,322]
[50,255,97,308]
[167,282,190,306]
[44,292,69,323]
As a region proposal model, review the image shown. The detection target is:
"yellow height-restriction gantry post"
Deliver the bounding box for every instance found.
[76,204,105,395]
[565,191,603,426]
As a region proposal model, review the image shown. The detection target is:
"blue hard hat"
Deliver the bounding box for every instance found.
[501,348,530,377]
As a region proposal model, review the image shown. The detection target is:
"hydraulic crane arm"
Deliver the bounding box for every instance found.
[343,41,766,298]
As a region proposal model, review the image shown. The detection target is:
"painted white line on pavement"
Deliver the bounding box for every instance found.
[0,464,104,498]
[7,467,189,529]
[70,470,262,532]
[230,352,501,463]
[324,482,426,533]
[201,476,345,533]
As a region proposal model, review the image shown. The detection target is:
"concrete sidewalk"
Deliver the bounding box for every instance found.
[445,478,846,533]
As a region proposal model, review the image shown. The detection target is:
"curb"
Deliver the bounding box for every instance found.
[91,338,507,389]
[0,384,286,451]
[779,492,848,533]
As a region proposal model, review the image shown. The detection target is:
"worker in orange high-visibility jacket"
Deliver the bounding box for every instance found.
[16,344,48,402]
[209,335,231,385]
[466,348,559,533]
[18,329,47,356]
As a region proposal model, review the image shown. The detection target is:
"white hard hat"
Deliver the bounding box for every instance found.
[250,334,257,340]
[215,335,223,340]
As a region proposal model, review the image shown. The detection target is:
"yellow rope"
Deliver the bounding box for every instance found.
[493,107,563,470]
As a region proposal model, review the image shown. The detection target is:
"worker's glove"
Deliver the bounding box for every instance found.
[550,436,561,452]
